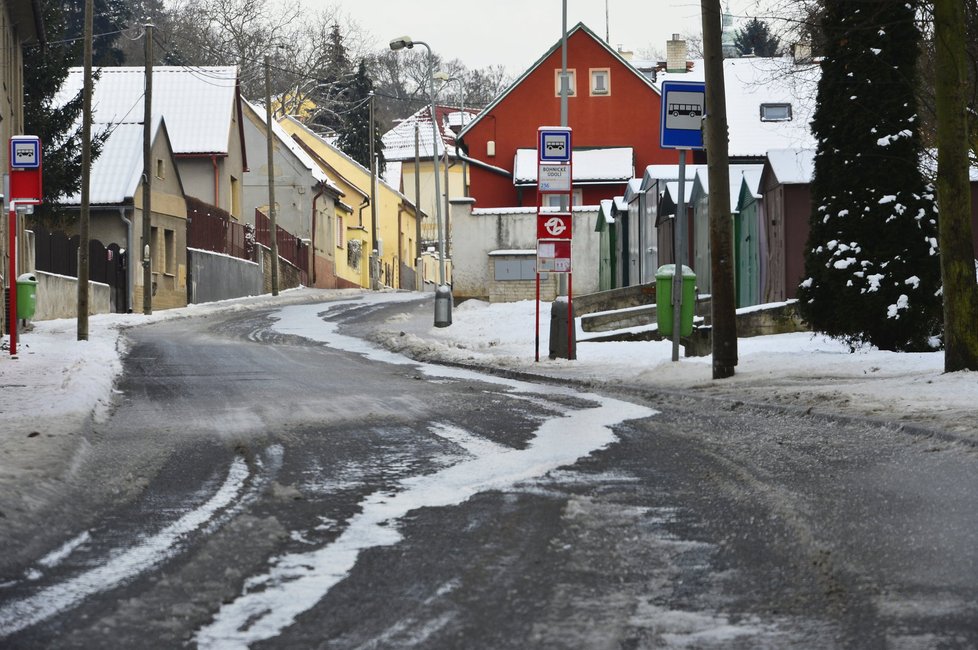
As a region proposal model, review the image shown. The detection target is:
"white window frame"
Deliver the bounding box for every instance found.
[589,68,611,96]
[555,69,577,97]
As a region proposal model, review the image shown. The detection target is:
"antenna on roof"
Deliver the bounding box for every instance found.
[605,0,610,42]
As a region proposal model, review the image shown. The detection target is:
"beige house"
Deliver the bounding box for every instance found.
[58,66,247,218]
[58,116,188,312]
[1,0,43,335]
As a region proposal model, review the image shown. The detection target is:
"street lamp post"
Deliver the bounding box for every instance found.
[390,35,452,327]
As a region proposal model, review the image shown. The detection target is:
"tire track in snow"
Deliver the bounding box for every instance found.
[195,299,657,648]
[0,457,252,638]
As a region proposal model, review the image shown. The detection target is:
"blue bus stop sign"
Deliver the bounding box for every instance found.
[660,80,706,150]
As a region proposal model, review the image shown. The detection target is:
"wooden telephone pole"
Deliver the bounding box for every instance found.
[142,23,153,315]
[77,0,93,340]
[701,0,737,378]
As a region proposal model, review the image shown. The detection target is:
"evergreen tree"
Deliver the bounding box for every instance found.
[23,0,104,225]
[63,0,133,65]
[798,0,942,352]
[312,22,354,133]
[336,59,385,176]
[733,18,781,57]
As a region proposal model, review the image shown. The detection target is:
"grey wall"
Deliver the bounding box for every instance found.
[34,271,111,320]
[188,248,263,304]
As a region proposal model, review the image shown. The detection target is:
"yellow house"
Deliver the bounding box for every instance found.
[280,116,420,290]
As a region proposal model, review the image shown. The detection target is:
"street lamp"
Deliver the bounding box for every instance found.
[390,35,452,327]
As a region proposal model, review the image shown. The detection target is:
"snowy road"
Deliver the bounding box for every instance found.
[1,295,976,648]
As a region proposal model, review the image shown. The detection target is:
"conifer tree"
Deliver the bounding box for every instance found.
[798,0,942,352]
[23,0,106,225]
[733,18,781,57]
[336,59,385,176]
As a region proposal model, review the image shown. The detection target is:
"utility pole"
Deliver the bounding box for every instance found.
[368,91,378,289]
[77,0,93,340]
[414,121,422,269]
[701,0,737,378]
[264,53,279,296]
[142,23,153,315]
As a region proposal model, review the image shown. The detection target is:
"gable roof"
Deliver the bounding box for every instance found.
[655,57,819,157]
[241,99,340,194]
[765,148,816,185]
[62,115,180,205]
[58,66,243,156]
[382,105,479,161]
[281,115,413,208]
[692,164,764,213]
[458,22,660,141]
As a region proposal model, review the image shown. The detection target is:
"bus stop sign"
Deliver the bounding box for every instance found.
[660,81,705,150]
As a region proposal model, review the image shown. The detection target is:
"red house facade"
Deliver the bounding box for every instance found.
[457,23,679,209]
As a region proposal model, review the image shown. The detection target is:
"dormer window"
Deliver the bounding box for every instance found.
[760,103,792,121]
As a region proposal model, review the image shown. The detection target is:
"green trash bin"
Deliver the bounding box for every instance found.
[16,273,38,320]
[656,264,696,337]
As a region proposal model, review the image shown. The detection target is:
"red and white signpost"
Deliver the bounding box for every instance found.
[535,126,573,362]
[7,136,43,356]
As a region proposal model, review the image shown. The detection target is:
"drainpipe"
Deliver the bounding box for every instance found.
[310,183,325,285]
[211,154,220,207]
[358,197,369,227]
[119,207,133,312]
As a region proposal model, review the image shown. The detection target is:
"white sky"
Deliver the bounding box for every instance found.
[311,0,768,75]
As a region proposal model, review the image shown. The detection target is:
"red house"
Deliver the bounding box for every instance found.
[457,22,678,209]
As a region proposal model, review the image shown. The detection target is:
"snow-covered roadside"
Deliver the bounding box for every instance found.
[2,287,975,505]
[0,289,360,529]
[368,297,978,439]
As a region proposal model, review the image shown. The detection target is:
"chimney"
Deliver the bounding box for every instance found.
[666,34,687,74]
[792,41,813,64]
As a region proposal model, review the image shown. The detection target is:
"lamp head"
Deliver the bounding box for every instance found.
[389,36,414,51]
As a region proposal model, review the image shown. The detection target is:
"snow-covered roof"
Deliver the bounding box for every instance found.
[62,116,169,205]
[381,105,478,161]
[282,115,412,205]
[655,57,819,157]
[737,168,764,207]
[513,147,634,185]
[598,199,615,224]
[613,196,629,213]
[58,66,241,155]
[693,164,764,211]
[766,148,816,185]
[641,164,708,191]
[241,100,340,194]
[623,178,644,203]
[663,180,694,207]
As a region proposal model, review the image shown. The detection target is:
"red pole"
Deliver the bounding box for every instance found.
[535,272,540,362]
[8,201,17,356]
[567,271,574,360]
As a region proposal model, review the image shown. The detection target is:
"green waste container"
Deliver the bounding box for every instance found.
[656,264,696,337]
[16,273,38,320]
